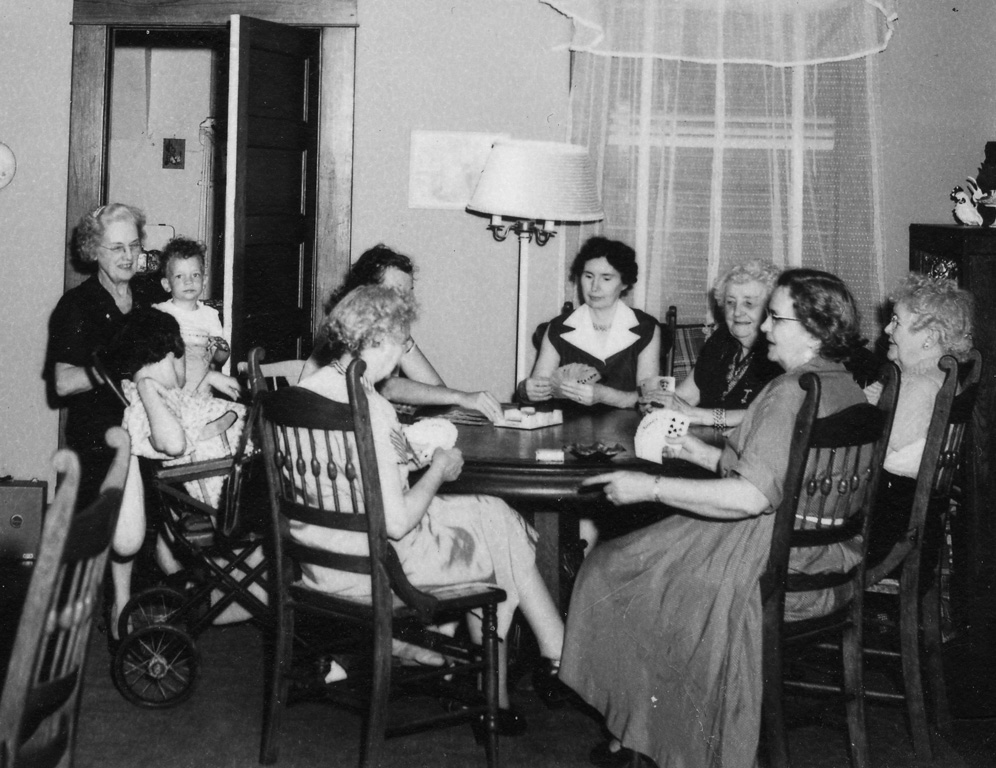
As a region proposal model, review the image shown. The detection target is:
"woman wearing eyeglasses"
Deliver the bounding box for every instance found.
[46,203,164,504]
[562,269,871,768]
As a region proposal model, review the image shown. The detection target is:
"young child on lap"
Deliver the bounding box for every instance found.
[154,236,236,397]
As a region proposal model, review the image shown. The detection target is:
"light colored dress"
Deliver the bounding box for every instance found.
[121,379,247,507]
[294,365,538,637]
[559,357,866,768]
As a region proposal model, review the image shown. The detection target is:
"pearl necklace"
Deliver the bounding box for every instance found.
[592,322,611,332]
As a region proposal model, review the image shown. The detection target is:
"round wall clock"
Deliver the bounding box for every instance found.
[0,142,16,189]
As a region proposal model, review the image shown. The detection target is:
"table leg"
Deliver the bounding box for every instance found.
[529,508,581,616]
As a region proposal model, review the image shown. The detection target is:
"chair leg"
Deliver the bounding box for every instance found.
[841,619,869,768]
[482,604,500,768]
[899,584,934,765]
[760,625,790,768]
[922,579,953,735]
[260,606,294,765]
[361,627,393,768]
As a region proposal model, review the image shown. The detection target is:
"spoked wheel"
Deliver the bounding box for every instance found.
[118,586,187,640]
[112,624,200,708]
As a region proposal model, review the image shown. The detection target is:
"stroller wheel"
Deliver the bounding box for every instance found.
[112,624,200,708]
[118,586,187,640]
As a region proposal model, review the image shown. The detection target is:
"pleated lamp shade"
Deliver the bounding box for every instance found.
[467,139,604,223]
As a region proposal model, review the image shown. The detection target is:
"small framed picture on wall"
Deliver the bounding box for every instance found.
[163,138,186,170]
[408,130,508,210]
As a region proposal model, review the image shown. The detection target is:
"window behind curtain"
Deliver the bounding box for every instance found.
[570,53,885,338]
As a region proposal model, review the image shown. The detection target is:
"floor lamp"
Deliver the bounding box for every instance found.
[466,139,604,389]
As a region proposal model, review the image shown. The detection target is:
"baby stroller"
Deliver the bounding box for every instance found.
[111,435,271,708]
[92,351,272,708]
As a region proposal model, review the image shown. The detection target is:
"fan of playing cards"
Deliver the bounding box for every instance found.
[634,408,690,464]
[551,363,601,398]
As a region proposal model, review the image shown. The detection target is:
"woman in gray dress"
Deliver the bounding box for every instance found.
[563,269,869,768]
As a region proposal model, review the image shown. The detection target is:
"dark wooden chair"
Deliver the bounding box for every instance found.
[860,350,982,764]
[256,357,506,768]
[662,305,712,381]
[241,346,306,398]
[760,363,899,768]
[0,427,129,768]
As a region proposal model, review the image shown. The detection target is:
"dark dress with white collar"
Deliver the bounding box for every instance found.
[546,304,658,394]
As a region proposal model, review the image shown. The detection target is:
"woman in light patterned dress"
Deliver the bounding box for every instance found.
[295,284,567,734]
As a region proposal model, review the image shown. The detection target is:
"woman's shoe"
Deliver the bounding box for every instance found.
[531,657,574,709]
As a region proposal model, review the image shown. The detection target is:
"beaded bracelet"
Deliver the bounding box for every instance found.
[653,476,666,504]
[713,408,727,430]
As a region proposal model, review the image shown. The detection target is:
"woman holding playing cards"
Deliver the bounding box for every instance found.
[518,236,661,410]
[663,259,784,430]
[561,269,869,768]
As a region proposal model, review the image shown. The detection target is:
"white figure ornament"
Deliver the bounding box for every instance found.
[951,186,983,226]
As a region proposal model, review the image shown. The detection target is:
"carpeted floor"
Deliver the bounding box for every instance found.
[74,617,996,768]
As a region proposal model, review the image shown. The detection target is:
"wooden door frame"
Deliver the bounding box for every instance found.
[64,0,356,337]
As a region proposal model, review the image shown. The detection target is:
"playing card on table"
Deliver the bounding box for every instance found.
[634,408,690,464]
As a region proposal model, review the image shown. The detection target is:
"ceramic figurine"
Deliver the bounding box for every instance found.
[951,186,983,226]
[966,177,996,225]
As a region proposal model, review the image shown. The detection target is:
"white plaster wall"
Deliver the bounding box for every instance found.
[351,0,573,400]
[0,0,74,486]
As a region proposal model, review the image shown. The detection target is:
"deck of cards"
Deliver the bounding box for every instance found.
[634,408,690,464]
[551,363,601,398]
[403,418,458,467]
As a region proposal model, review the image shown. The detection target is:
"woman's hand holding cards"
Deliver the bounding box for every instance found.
[558,379,598,406]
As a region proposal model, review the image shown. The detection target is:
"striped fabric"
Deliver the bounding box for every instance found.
[671,325,712,382]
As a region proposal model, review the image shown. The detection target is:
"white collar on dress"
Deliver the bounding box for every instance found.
[560,303,642,362]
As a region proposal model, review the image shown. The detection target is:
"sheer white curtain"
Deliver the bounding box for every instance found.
[545,0,897,336]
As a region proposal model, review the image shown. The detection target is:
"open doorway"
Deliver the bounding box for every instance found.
[108,29,228,300]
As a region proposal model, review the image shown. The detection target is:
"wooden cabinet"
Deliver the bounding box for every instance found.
[910,224,996,616]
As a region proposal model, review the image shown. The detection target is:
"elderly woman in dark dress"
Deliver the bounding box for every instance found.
[666,259,783,430]
[565,269,870,768]
[46,203,163,505]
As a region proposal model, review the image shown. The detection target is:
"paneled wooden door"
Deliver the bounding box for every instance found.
[224,15,320,365]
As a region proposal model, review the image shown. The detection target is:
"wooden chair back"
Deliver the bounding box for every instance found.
[257,358,438,623]
[0,427,129,768]
[760,363,899,768]
[763,364,898,612]
[243,347,305,398]
[865,351,981,587]
[662,305,712,381]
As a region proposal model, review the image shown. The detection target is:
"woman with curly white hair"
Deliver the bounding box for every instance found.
[866,272,974,565]
[668,259,784,430]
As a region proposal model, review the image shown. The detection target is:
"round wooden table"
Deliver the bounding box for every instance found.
[440,407,715,609]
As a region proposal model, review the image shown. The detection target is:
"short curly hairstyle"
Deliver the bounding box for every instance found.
[569,236,638,296]
[105,308,185,379]
[890,273,974,361]
[777,268,864,363]
[324,285,418,356]
[712,260,781,307]
[161,236,207,277]
[324,244,415,314]
[74,203,146,264]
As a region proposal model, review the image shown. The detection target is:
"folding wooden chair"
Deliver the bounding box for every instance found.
[257,358,506,768]
[760,363,899,768]
[0,427,129,768]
